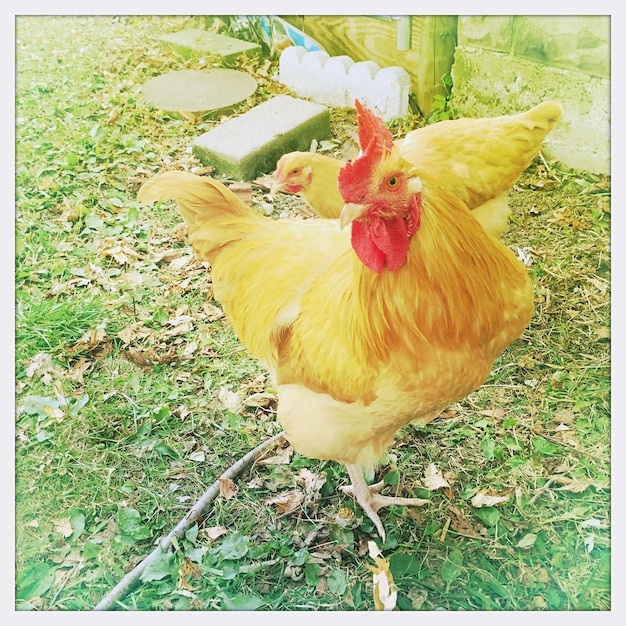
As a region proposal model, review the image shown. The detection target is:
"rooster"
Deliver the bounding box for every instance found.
[271,100,563,238]
[138,101,534,541]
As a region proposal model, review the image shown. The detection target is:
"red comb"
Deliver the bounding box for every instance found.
[338,101,394,203]
[355,100,394,152]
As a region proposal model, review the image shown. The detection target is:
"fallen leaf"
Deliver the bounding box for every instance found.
[448,505,483,539]
[595,326,610,341]
[53,518,73,538]
[477,407,505,419]
[471,488,514,508]
[257,445,293,466]
[178,556,202,590]
[66,359,92,384]
[367,541,398,611]
[334,507,355,528]
[219,478,238,500]
[182,341,198,358]
[169,254,195,271]
[553,406,576,425]
[26,352,57,382]
[266,489,304,516]
[202,526,228,541]
[296,467,327,496]
[423,464,452,497]
[549,475,608,493]
[202,302,224,321]
[188,451,205,463]
[217,388,245,414]
[99,242,139,265]
[106,107,120,125]
[517,533,538,548]
[68,324,108,354]
[243,392,277,408]
[581,518,608,529]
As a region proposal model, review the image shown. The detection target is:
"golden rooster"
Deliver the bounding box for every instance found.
[138,101,534,541]
[271,100,563,238]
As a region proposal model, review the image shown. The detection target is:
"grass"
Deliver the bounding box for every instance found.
[14,15,611,611]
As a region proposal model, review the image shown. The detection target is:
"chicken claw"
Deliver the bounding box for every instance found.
[342,464,429,542]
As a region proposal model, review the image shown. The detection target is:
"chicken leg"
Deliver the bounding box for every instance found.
[342,464,429,542]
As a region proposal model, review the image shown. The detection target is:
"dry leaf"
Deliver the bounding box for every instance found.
[169,255,195,271]
[423,464,451,496]
[471,488,514,508]
[26,352,56,381]
[296,467,327,496]
[367,541,398,611]
[243,392,277,408]
[219,478,238,500]
[549,475,607,493]
[99,242,139,265]
[68,324,108,354]
[53,518,73,538]
[202,526,228,541]
[106,107,120,125]
[517,533,538,548]
[188,451,205,463]
[265,489,304,516]
[66,359,92,384]
[202,302,224,321]
[178,556,202,590]
[182,341,198,358]
[217,388,245,414]
[334,507,355,528]
[478,407,505,419]
[448,505,483,539]
[257,445,293,466]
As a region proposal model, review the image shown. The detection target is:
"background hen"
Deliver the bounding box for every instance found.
[272,101,563,238]
[139,101,534,541]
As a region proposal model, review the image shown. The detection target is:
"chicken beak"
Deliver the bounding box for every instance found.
[270,180,284,195]
[340,203,368,229]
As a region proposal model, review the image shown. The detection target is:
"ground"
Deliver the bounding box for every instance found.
[15,16,610,611]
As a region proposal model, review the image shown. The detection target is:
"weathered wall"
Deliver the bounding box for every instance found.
[451,16,610,174]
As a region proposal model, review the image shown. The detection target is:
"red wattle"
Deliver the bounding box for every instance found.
[351,215,409,273]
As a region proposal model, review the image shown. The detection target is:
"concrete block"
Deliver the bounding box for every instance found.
[160,29,262,65]
[193,95,330,180]
[279,46,410,121]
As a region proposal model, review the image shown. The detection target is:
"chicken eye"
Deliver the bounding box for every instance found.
[387,176,399,188]
[291,167,301,175]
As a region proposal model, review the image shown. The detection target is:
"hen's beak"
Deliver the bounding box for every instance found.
[340,203,368,229]
[270,180,284,195]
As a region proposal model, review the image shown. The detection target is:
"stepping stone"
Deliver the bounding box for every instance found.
[160,29,262,65]
[193,95,330,181]
[141,69,257,114]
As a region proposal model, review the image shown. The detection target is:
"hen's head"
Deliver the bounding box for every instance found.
[338,101,422,273]
[271,152,313,195]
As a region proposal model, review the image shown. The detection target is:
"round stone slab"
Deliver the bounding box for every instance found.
[141,69,257,113]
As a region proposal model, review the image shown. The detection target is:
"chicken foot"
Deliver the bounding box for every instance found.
[342,463,429,542]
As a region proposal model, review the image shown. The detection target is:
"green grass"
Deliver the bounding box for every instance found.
[14,15,610,611]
